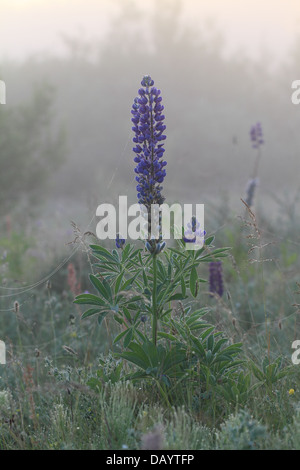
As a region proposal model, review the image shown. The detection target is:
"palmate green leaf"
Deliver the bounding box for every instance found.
[161,348,186,376]
[123,328,134,348]
[94,263,120,274]
[221,343,243,356]
[119,350,149,370]
[129,248,143,261]
[123,306,132,323]
[129,341,157,367]
[90,244,120,264]
[121,273,139,291]
[120,339,186,379]
[188,308,210,318]
[200,326,215,340]
[135,329,147,343]
[89,274,112,302]
[113,328,129,344]
[123,295,145,305]
[74,293,107,307]
[212,338,229,354]
[190,335,206,357]
[186,320,208,331]
[124,371,150,381]
[121,243,131,262]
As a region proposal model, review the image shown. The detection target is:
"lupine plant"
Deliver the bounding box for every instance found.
[74,76,244,406]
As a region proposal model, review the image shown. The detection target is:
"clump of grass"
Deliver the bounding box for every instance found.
[215,409,268,450]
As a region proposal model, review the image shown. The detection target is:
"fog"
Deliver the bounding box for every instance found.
[1,0,300,233]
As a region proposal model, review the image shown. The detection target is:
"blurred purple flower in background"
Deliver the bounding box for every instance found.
[244,177,259,207]
[209,261,224,297]
[250,122,264,149]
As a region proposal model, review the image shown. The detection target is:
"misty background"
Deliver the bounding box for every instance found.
[0,0,300,272]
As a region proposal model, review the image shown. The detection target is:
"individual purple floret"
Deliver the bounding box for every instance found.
[132,75,167,208]
[115,233,125,249]
[250,122,264,149]
[183,216,206,244]
[209,261,224,297]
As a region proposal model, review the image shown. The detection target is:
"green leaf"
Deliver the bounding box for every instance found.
[115,271,125,295]
[123,328,134,348]
[74,294,106,307]
[180,276,186,297]
[205,236,215,246]
[90,244,119,263]
[190,266,198,298]
[142,269,148,287]
[121,243,131,262]
[121,273,139,291]
[98,311,108,327]
[123,307,132,323]
[168,293,188,302]
[113,329,128,344]
[81,308,102,319]
[89,274,112,302]
[157,332,177,342]
[207,334,214,351]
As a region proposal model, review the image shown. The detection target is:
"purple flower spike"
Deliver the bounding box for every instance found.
[132,75,167,208]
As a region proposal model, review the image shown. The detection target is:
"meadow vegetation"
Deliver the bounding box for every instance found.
[0,1,300,451]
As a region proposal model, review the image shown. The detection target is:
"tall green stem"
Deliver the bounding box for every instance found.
[152,254,158,345]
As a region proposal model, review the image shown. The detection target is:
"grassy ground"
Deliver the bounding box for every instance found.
[0,200,300,450]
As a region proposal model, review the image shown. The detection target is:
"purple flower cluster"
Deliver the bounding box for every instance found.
[209,261,224,297]
[250,122,264,149]
[132,75,167,208]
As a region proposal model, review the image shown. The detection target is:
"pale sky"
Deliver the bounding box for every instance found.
[0,0,300,62]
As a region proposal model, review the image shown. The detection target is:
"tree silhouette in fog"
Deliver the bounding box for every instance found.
[0,85,65,217]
